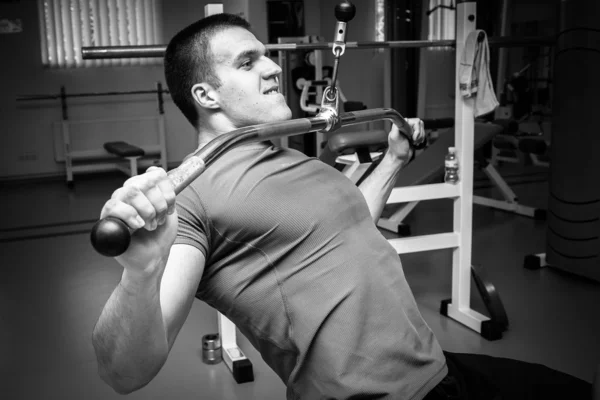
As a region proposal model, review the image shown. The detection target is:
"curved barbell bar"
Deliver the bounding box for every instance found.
[90,107,417,257]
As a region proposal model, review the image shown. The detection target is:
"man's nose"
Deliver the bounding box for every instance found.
[261,56,282,79]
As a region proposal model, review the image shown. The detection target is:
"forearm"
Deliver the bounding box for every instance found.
[358,152,408,222]
[92,266,169,394]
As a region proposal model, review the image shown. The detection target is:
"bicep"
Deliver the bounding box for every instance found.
[160,243,206,350]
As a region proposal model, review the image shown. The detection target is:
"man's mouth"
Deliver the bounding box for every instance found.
[264,86,280,95]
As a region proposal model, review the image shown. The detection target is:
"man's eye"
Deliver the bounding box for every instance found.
[241,60,252,68]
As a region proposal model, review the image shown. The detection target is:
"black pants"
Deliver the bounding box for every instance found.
[424,351,592,400]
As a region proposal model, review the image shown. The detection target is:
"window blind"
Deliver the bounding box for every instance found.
[38,0,163,68]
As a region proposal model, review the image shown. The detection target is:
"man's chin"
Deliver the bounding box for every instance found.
[240,107,292,126]
[272,108,293,122]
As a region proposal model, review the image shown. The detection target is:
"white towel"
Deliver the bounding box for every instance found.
[459,30,499,117]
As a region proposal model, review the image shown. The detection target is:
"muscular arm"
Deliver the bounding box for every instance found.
[92,244,205,394]
[358,151,409,223]
[358,119,422,222]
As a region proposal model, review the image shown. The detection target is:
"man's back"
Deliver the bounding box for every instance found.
[175,141,447,399]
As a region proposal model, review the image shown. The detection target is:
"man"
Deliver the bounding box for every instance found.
[92,13,593,400]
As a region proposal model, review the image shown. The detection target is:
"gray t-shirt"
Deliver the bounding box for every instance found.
[175,141,447,399]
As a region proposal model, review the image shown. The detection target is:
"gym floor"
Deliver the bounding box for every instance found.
[1,163,599,400]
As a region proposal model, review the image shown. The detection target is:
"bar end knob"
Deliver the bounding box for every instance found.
[335,1,356,23]
[90,217,131,257]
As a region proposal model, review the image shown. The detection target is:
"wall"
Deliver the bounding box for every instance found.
[302,0,321,37]
[417,5,461,120]
[418,54,456,119]
[248,1,268,44]
[221,0,267,43]
[0,0,217,180]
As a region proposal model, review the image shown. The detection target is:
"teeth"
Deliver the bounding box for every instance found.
[265,88,278,95]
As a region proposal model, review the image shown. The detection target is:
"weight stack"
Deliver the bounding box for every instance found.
[547,0,600,282]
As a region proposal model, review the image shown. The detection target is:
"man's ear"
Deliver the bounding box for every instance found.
[191,83,220,110]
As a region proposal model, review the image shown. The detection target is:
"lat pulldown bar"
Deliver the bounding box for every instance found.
[90,107,418,257]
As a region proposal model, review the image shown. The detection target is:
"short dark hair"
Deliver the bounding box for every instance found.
[164,14,252,129]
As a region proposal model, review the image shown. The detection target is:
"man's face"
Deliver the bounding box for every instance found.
[209,27,292,128]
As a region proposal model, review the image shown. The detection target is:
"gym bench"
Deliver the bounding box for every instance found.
[57,115,168,187]
[103,141,146,177]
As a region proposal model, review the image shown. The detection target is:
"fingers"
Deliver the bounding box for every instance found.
[128,186,164,231]
[100,167,176,231]
[406,118,424,143]
[157,175,177,216]
[417,119,425,142]
[100,200,146,230]
[391,118,423,142]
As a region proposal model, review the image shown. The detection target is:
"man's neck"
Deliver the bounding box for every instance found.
[197,114,238,148]
[196,130,217,149]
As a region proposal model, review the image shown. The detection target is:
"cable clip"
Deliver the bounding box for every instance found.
[317,87,341,132]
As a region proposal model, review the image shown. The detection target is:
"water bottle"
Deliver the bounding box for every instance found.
[444,147,459,184]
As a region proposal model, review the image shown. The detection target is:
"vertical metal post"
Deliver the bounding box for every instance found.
[447,0,478,329]
[314,47,325,156]
[63,121,73,184]
[157,81,164,115]
[218,312,254,383]
[60,86,73,185]
[495,0,511,99]
[60,86,68,120]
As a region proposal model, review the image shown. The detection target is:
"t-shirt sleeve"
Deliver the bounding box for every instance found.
[174,186,210,258]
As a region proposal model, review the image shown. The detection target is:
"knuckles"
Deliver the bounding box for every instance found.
[101,198,120,216]
[100,198,132,220]
[112,186,141,202]
[154,203,168,216]
[104,168,174,222]
[124,168,167,188]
